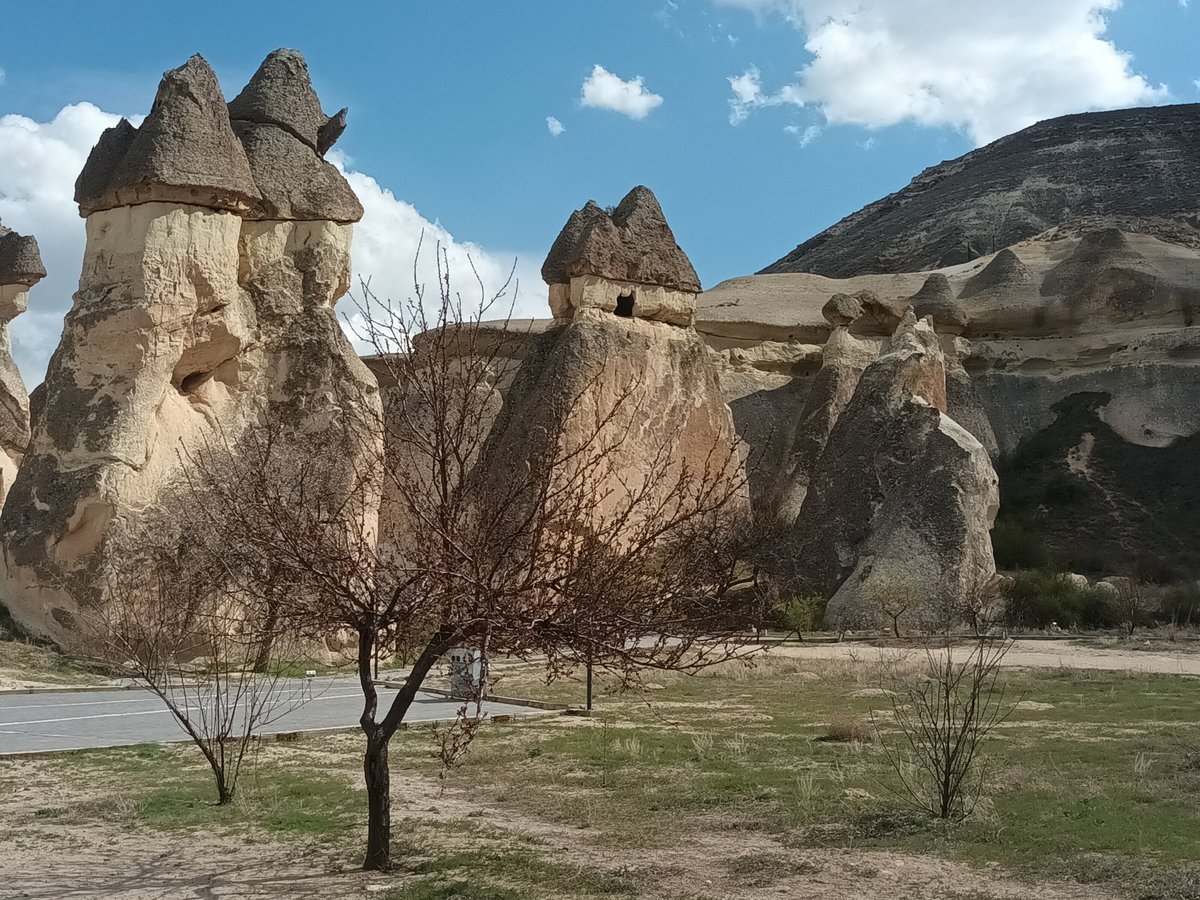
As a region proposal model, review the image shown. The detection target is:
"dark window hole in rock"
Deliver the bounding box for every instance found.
[615,294,635,318]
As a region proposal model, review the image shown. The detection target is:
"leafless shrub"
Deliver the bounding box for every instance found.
[86,499,310,805]
[873,639,1015,820]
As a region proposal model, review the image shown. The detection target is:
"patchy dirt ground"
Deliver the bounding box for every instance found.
[0,754,1119,900]
[762,637,1200,675]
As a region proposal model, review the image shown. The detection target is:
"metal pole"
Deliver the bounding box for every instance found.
[586,661,594,711]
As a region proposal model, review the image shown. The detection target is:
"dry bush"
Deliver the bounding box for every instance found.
[818,717,873,744]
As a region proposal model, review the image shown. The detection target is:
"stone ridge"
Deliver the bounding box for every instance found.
[74,55,261,217]
[761,103,1200,277]
[541,186,701,292]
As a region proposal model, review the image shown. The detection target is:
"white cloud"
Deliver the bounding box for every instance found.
[0,103,128,382]
[717,0,1167,145]
[581,65,664,119]
[333,160,544,353]
[546,115,566,136]
[783,123,822,147]
[0,105,545,385]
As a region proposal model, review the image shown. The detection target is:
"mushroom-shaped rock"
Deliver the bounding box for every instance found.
[822,292,865,327]
[821,289,908,333]
[230,50,363,223]
[227,49,328,150]
[908,273,968,333]
[959,248,1033,299]
[543,187,700,292]
[74,55,260,216]
[542,187,699,325]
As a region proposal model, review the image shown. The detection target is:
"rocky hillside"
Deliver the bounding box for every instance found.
[762,104,1200,277]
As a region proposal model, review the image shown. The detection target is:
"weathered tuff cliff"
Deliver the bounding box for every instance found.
[0,221,45,507]
[703,224,1200,576]
[762,104,1200,277]
[0,51,379,643]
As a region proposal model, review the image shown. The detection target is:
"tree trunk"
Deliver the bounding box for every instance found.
[363,734,391,870]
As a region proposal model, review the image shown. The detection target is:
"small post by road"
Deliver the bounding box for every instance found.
[586,661,593,711]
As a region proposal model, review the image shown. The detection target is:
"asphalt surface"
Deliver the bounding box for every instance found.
[0,679,545,755]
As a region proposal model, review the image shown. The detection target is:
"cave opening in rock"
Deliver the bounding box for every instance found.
[615,293,635,318]
[178,370,213,394]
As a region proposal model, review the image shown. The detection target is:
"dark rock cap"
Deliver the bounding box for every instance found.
[541,186,701,292]
[233,121,364,223]
[230,50,362,223]
[74,55,261,217]
[228,49,328,151]
[908,273,968,332]
[959,248,1033,299]
[0,222,46,287]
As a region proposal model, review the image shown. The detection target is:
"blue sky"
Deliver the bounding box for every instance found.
[0,1,1196,380]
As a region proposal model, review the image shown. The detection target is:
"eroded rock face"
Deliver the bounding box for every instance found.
[0,221,44,507]
[0,52,378,644]
[788,316,999,627]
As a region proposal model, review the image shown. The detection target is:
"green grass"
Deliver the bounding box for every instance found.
[0,634,108,685]
[10,652,1200,897]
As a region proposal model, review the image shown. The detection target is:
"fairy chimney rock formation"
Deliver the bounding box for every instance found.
[0,222,43,506]
[0,51,378,644]
[542,186,701,326]
[473,187,744,528]
[788,315,999,629]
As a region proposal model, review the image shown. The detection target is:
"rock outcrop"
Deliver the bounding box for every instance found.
[762,104,1200,276]
[0,51,379,644]
[476,187,745,531]
[787,315,999,627]
[698,221,1200,576]
[0,222,44,507]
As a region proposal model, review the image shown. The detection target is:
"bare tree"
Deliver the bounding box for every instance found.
[174,246,752,869]
[1111,578,1153,636]
[868,578,919,639]
[874,639,1015,820]
[86,496,310,805]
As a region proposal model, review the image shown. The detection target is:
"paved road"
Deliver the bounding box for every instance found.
[0,679,545,755]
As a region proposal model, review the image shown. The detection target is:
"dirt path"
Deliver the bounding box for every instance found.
[761,637,1200,675]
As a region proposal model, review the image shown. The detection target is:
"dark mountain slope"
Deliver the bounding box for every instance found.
[762,104,1200,277]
